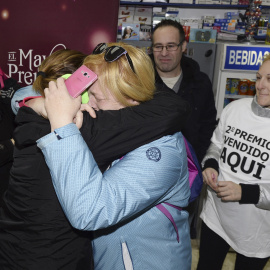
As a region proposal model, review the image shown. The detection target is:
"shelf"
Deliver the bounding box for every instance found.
[253,35,267,40]
[225,94,254,98]
[120,1,249,9]
[120,1,270,9]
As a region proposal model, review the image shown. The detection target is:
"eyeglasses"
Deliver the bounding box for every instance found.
[92,43,135,73]
[152,41,184,52]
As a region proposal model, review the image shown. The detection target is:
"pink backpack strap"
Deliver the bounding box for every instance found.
[0,70,4,89]
[0,67,9,89]
[183,137,198,188]
[156,203,182,243]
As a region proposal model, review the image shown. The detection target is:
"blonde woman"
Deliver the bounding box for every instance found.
[198,54,270,270]
[37,43,192,270]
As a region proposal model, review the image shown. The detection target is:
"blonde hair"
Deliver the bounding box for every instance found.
[83,42,155,107]
[262,53,270,64]
[33,49,87,97]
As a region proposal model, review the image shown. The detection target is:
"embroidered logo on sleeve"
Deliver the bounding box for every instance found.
[146,147,161,162]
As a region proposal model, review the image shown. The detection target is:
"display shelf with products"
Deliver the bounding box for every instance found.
[119,1,270,40]
[120,1,270,9]
[212,42,270,119]
[225,94,255,98]
[120,1,270,10]
[117,5,245,41]
[117,3,252,43]
[223,77,256,107]
[120,1,249,9]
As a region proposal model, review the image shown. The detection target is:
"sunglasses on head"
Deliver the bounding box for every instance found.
[92,43,135,73]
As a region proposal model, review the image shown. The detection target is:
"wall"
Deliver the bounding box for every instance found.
[0,0,120,86]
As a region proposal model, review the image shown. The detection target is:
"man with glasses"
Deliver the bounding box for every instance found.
[152,19,217,238]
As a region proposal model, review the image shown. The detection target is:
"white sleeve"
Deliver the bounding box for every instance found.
[256,184,270,210]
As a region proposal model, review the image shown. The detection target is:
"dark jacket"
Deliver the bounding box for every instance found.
[153,54,217,164]
[0,108,94,270]
[0,102,14,169]
[0,86,190,269]
[0,78,21,206]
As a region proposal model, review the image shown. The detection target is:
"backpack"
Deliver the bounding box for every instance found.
[156,136,203,242]
[183,136,203,203]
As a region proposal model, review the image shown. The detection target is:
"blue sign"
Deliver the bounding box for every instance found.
[224,45,270,71]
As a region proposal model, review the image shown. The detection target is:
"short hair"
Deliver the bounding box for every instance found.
[152,19,186,43]
[33,49,87,96]
[83,42,155,107]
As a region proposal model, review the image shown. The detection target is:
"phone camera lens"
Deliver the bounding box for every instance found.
[83,72,88,76]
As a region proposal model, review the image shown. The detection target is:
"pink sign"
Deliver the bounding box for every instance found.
[0,0,119,86]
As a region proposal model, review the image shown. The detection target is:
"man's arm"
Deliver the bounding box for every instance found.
[197,73,217,163]
[81,88,191,172]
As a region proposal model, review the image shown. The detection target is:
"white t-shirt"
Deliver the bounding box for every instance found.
[161,75,181,90]
[201,98,270,258]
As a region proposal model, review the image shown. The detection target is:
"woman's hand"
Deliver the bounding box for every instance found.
[216,181,242,202]
[74,104,96,129]
[202,168,219,192]
[44,77,81,131]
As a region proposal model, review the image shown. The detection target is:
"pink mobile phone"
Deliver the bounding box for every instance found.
[65,65,98,98]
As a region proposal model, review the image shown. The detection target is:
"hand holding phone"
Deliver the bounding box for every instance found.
[64,65,97,98]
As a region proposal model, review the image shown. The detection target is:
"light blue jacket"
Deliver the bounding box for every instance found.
[11,85,39,114]
[37,124,191,270]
